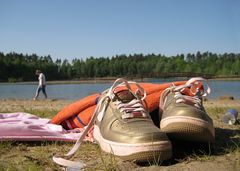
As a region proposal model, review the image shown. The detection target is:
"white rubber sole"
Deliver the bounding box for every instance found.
[93,125,172,159]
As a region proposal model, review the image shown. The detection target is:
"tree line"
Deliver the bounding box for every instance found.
[0,51,239,82]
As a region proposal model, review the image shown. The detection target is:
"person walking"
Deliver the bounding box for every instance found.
[33,69,48,100]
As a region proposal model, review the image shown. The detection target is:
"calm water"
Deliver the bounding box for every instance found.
[0,79,239,100]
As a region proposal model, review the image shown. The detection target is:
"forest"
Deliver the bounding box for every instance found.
[0,51,239,82]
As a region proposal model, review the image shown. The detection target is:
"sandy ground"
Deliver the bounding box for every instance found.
[0,98,239,114]
[0,98,239,171]
[0,98,72,113]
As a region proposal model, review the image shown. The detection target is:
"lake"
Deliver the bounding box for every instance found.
[0,79,239,100]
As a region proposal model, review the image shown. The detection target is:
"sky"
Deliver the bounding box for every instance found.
[0,0,240,61]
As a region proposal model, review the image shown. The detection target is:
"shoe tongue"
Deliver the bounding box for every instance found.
[181,82,204,96]
[114,90,135,103]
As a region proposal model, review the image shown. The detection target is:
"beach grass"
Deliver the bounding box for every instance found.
[0,99,239,170]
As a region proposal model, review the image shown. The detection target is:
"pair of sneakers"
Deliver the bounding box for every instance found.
[53,78,215,168]
[94,77,215,162]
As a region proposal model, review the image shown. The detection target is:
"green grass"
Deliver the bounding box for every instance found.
[190,143,213,162]
[0,141,61,170]
[0,107,124,170]
[24,109,59,119]
[0,109,59,119]
[0,141,122,171]
[206,106,240,119]
[0,105,239,170]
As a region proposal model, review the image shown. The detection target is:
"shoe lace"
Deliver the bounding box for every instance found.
[117,99,148,119]
[53,78,147,169]
[159,77,211,110]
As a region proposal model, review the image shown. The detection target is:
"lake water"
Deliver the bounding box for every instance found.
[0,79,239,100]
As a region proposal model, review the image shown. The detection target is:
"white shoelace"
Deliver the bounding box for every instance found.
[53,78,147,169]
[117,99,148,119]
[159,77,211,110]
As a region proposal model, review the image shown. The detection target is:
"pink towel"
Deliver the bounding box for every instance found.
[0,112,93,142]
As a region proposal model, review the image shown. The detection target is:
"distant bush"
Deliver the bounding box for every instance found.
[8,77,17,83]
[8,77,23,83]
[0,51,240,81]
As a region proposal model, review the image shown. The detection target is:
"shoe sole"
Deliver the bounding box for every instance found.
[93,125,172,161]
[160,116,215,142]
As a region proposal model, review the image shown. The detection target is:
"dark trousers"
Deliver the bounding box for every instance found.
[35,85,47,99]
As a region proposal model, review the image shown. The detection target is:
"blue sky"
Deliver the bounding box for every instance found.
[0,0,239,61]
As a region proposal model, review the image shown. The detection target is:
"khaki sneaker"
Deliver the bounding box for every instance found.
[94,78,172,161]
[159,77,215,142]
[53,78,172,169]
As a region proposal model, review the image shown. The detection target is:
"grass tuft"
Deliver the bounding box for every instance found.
[0,100,240,170]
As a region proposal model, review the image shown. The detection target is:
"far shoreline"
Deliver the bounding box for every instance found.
[0,77,240,85]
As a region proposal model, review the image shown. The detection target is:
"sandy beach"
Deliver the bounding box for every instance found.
[1,98,239,113]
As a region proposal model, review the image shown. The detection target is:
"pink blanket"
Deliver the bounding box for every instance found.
[0,112,93,142]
